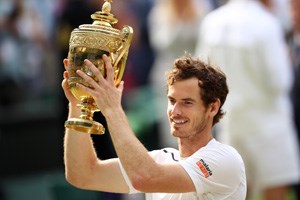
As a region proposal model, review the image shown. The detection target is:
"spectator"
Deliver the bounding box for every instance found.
[196,0,300,199]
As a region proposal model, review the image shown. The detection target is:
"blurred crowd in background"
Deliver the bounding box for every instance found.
[0,0,299,199]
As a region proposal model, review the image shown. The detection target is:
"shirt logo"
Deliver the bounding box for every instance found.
[196,159,212,178]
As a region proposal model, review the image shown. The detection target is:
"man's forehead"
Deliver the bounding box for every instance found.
[168,78,200,89]
[167,78,201,98]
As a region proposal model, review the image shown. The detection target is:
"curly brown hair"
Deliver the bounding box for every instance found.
[166,55,229,125]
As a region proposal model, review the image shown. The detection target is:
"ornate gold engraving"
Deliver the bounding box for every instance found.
[64,0,133,134]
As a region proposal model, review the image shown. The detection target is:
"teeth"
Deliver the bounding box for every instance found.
[173,119,185,124]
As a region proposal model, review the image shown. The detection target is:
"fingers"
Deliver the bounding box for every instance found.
[118,81,124,92]
[76,68,100,90]
[84,59,103,80]
[63,71,68,79]
[63,59,68,70]
[78,55,114,85]
[102,54,114,84]
[61,74,72,97]
[71,55,115,96]
[62,71,69,89]
[61,77,67,89]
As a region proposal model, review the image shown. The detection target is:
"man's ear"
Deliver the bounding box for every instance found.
[209,99,221,116]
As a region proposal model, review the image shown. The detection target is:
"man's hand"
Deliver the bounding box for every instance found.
[62,59,80,106]
[75,54,124,116]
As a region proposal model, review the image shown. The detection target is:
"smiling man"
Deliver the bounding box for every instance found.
[62,54,247,199]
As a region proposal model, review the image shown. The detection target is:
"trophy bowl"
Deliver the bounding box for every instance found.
[65,0,133,134]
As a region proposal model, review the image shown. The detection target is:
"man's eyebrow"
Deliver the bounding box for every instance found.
[182,98,196,102]
[170,97,196,102]
[167,96,196,102]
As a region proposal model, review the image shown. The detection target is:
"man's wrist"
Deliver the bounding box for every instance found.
[102,105,125,121]
[68,103,81,118]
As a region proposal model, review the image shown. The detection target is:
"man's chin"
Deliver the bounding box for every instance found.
[171,129,183,137]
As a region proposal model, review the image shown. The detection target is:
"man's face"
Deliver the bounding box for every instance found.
[167,78,210,139]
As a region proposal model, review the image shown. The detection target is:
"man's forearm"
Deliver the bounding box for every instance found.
[64,104,99,186]
[104,106,159,187]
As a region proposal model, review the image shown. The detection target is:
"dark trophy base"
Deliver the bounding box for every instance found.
[65,118,105,135]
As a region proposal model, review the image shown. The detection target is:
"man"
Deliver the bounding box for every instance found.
[147,0,212,148]
[196,0,300,199]
[62,54,246,199]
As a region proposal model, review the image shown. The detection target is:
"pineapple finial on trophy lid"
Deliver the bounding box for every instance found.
[91,0,118,27]
[102,0,112,13]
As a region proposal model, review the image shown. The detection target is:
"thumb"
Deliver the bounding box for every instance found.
[117,81,124,92]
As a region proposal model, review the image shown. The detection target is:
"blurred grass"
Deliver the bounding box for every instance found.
[249,189,296,200]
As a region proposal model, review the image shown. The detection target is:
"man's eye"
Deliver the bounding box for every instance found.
[169,99,176,105]
[183,101,193,105]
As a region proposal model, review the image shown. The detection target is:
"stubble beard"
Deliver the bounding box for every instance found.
[171,115,208,139]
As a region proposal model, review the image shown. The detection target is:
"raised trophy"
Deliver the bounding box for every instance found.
[65,0,133,134]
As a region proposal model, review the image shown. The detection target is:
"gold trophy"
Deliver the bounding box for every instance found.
[65,0,133,134]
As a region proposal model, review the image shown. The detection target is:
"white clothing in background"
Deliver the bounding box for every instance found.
[196,0,300,193]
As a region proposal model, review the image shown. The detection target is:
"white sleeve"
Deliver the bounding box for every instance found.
[179,145,245,196]
[179,157,206,195]
[118,159,141,194]
[117,150,161,194]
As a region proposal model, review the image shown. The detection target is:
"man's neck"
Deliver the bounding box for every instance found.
[178,134,214,158]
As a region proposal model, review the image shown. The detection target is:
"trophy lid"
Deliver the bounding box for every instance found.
[91,0,118,27]
[78,0,119,32]
[69,0,133,54]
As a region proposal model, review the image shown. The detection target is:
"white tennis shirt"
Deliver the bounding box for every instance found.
[119,139,247,200]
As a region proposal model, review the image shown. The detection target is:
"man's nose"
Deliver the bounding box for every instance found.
[172,103,182,115]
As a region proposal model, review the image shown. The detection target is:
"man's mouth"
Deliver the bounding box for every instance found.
[172,119,186,124]
[171,118,188,128]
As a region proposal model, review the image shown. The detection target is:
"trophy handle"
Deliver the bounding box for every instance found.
[112,25,133,84]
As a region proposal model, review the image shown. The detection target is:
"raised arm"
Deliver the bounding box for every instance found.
[62,59,129,193]
[75,55,195,193]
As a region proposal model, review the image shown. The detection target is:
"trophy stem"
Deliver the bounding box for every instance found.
[64,98,105,134]
[79,98,97,121]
